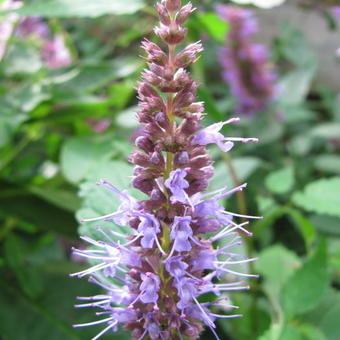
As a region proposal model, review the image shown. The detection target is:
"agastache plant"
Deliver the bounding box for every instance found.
[216,4,276,116]
[71,1,260,339]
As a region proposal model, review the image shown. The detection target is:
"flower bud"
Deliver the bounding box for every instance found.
[175,2,194,25]
[165,0,181,12]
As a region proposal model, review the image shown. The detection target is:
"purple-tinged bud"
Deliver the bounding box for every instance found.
[165,0,181,12]
[154,25,187,45]
[156,3,171,25]
[175,42,203,68]
[174,151,190,166]
[175,2,194,25]
[150,151,165,166]
[135,136,154,153]
[196,218,220,234]
[129,150,152,167]
[132,175,154,194]
[141,39,167,65]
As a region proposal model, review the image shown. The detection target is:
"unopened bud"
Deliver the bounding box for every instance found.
[165,0,181,12]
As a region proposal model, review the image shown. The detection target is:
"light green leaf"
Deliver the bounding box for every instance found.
[310,123,340,139]
[277,66,317,105]
[209,157,261,192]
[255,245,300,298]
[197,12,229,43]
[14,0,144,17]
[298,324,327,340]
[309,214,340,236]
[313,155,340,174]
[77,160,144,240]
[60,135,115,184]
[292,177,340,218]
[265,166,295,194]
[281,241,328,317]
[286,208,316,252]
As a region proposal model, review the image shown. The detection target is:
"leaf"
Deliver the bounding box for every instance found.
[298,324,327,340]
[281,240,328,317]
[314,155,340,174]
[14,0,144,18]
[277,66,317,106]
[209,157,262,192]
[303,288,340,340]
[60,135,115,184]
[265,166,295,194]
[255,245,300,298]
[4,234,44,298]
[310,123,340,139]
[309,214,340,236]
[286,208,316,252]
[77,160,144,240]
[292,177,340,218]
[0,181,78,236]
[197,12,229,43]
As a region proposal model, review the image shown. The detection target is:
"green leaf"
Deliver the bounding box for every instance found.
[281,240,328,317]
[14,0,144,18]
[286,208,316,252]
[197,12,229,43]
[60,135,115,184]
[310,123,340,139]
[313,155,340,174]
[292,177,340,218]
[0,183,78,236]
[277,66,316,105]
[298,324,327,340]
[77,160,144,240]
[303,288,340,340]
[309,214,340,236]
[209,157,262,192]
[255,245,300,298]
[265,166,295,194]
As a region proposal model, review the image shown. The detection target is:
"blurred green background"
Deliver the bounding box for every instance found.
[0,0,340,339]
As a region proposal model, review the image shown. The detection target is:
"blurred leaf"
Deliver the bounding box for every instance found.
[60,135,115,184]
[292,177,340,218]
[277,66,317,106]
[303,288,340,340]
[309,214,340,236]
[197,12,229,43]
[29,186,80,212]
[14,0,145,17]
[0,182,78,236]
[4,234,44,298]
[209,157,262,192]
[116,106,138,129]
[310,123,340,139]
[286,208,316,252]
[314,155,340,175]
[281,240,328,317]
[298,324,327,340]
[197,87,224,122]
[255,245,300,298]
[77,159,143,240]
[265,166,295,194]
[2,43,42,75]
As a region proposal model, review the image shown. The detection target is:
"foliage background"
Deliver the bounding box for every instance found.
[0,0,340,339]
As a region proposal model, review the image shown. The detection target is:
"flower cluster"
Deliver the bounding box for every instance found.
[16,17,72,69]
[216,4,276,116]
[71,1,260,339]
[0,0,72,67]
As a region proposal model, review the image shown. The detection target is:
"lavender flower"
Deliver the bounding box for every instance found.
[216,4,276,116]
[71,1,261,339]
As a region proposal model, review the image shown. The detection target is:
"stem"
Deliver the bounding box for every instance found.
[221,152,259,335]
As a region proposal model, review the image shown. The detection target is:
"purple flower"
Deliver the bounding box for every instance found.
[175,278,197,310]
[71,1,260,339]
[192,118,258,152]
[164,256,188,279]
[164,169,189,203]
[216,4,276,115]
[140,272,161,304]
